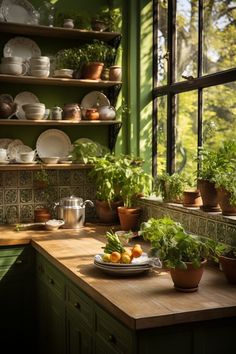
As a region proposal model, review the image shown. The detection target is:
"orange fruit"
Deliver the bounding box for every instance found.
[110,251,121,263]
[132,245,143,258]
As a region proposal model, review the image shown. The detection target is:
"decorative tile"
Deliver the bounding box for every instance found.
[19,171,33,187]
[0,206,4,224]
[0,188,3,205]
[216,222,227,243]
[4,189,18,204]
[225,225,236,246]
[47,170,58,186]
[206,220,217,239]
[59,187,71,199]
[189,216,199,234]
[20,204,34,222]
[198,217,207,237]
[58,170,71,185]
[20,188,33,203]
[0,172,3,187]
[5,205,19,224]
[70,170,86,186]
[3,171,18,187]
[71,186,85,199]
[181,213,190,231]
[83,184,96,200]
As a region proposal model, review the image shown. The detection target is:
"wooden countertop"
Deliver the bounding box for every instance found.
[1,224,236,330]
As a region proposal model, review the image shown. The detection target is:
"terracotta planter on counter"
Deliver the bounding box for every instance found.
[117,206,141,231]
[198,179,221,212]
[183,189,202,208]
[95,200,123,224]
[217,188,236,216]
[219,255,236,284]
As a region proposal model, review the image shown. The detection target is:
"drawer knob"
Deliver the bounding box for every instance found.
[108,334,116,344]
[74,302,80,309]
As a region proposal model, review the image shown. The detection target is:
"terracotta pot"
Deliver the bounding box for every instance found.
[217,188,236,216]
[183,189,202,208]
[198,179,221,212]
[95,200,123,224]
[34,208,51,222]
[170,259,207,292]
[219,255,236,284]
[85,108,99,120]
[117,206,142,231]
[62,103,81,121]
[82,62,104,80]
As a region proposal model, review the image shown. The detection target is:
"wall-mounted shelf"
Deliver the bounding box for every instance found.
[0,119,121,126]
[0,163,93,171]
[0,74,122,88]
[0,22,121,44]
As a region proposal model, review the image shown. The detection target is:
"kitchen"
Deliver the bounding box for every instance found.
[0,1,236,353]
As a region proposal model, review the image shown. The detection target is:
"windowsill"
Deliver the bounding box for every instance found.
[137,196,236,246]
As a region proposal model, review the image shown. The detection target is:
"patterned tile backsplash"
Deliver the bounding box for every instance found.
[137,198,236,247]
[0,169,96,224]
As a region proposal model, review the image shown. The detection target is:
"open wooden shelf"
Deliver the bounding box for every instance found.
[0,163,93,171]
[0,119,121,126]
[0,22,121,42]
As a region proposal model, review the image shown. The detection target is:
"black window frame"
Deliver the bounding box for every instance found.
[152,0,236,177]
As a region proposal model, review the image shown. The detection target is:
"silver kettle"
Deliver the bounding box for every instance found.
[54,196,94,229]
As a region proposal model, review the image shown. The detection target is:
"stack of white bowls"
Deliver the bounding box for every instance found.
[22,103,46,120]
[29,56,50,77]
[0,56,27,76]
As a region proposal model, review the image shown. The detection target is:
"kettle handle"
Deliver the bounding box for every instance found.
[82,200,94,208]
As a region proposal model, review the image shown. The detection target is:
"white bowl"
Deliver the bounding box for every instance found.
[41,156,60,164]
[45,219,64,231]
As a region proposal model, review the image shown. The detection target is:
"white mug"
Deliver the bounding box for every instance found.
[0,148,7,161]
[19,151,35,163]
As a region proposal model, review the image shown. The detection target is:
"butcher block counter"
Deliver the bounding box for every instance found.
[0,224,235,354]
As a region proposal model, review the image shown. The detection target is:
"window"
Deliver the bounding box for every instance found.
[153,0,236,177]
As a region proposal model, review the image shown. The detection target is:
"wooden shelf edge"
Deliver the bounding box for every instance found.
[0,163,94,171]
[0,119,121,125]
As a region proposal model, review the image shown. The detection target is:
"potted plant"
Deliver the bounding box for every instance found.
[71,139,108,164]
[55,47,87,73]
[208,240,236,284]
[154,171,188,203]
[197,147,221,212]
[117,156,152,231]
[141,216,210,292]
[214,172,236,216]
[88,153,124,224]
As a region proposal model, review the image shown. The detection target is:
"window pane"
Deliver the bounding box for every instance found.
[203,0,236,75]
[156,0,168,85]
[176,0,198,82]
[157,96,167,174]
[203,82,236,149]
[176,91,198,178]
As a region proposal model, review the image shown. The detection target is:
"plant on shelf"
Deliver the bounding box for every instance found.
[91,7,121,32]
[140,216,210,292]
[214,171,236,215]
[154,171,189,203]
[55,47,87,71]
[71,139,108,164]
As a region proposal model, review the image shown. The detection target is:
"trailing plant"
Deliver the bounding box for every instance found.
[141,216,210,269]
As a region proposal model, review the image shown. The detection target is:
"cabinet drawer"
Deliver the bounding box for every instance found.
[95,305,134,354]
[36,254,65,299]
[0,245,34,279]
[67,281,93,328]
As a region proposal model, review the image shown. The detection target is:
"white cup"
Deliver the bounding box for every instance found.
[0,148,7,160]
[30,56,50,65]
[0,63,27,75]
[19,151,35,163]
[30,69,50,77]
[1,56,24,64]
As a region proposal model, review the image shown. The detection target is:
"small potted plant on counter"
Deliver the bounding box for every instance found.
[141,216,210,292]
[117,156,152,231]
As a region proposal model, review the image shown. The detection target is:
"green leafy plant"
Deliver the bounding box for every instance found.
[214,172,236,206]
[82,40,116,64]
[55,47,87,70]
[71,139,108,164]
[92,7,121,32]
[154,171,189,202]
[141,216,210,269]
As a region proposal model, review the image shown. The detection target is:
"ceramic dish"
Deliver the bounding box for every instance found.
[94,253,152,267]
[4,36,41,60]
[45,219,65,231]
[15,144,33,161]
[81,91,110,118]
[14,91,40,120]
[0,160,10,164]
[7,138,23,160]
[53,69,73,78]
[93,260,152,276]
[36,129,72,158]
[2,0,36,24]
[0,138,13,149]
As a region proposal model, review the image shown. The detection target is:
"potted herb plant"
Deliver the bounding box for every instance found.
[197,147,221,212]
[154,171,188,203]
[214,172,236,216]
[141,216,210,292]
[88,154,123,224]
[117,156,152,231]
[208,240,236,284]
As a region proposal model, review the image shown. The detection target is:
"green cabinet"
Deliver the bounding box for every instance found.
[36,253,66,354]
[0,245,36,353]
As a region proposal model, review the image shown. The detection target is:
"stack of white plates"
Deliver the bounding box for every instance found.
[93,253,154,276]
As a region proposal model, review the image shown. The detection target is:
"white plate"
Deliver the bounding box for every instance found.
[94,253,151,267]
[36,129,72,158]
[7,138,23,160]
[14,91,40,120]
[0,138,13,149]
[94,261,152,276]
[2,0,36,24]
[81,91,110,117]
[4,36,41,59]
[0,160,10,164]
